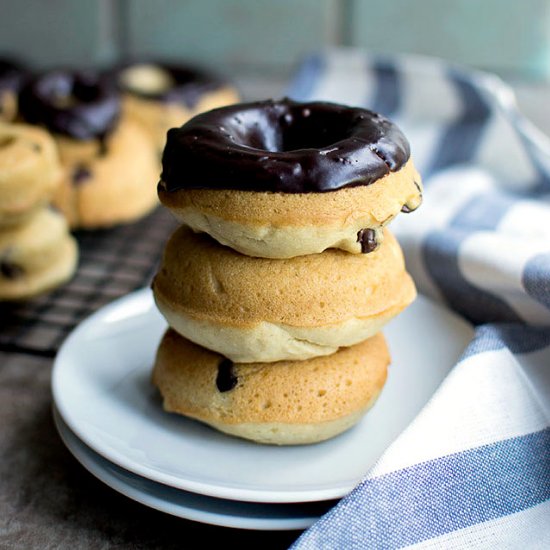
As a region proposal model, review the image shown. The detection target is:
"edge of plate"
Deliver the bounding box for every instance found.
[52,406,319,531]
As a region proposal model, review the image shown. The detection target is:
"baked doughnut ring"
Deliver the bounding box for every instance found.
[159,98,422,259]
[152,226,415,363]
[115,62,239,152]
[153,329,390,445]
[53,118,159,228]
[19,70,159,228]
[0,208,77,300]
[0,123,62,228]
[0,59,25,123]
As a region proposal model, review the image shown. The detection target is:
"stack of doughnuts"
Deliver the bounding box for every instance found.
[152,98,422,445]
[18,70,160,229]
[0,122,77,300]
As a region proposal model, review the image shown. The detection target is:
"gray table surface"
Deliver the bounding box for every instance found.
[1,74,548,550]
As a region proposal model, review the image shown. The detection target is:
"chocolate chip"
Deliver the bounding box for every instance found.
[72,165,92,185]
[0,135,16,148]
[401,204,416,213]
[31,143,41,153]
[216,359,238,392]
[356,228,378,254]
[1,261,24,279]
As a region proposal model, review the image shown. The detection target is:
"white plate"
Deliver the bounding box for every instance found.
[53,408,331,530]
[52,288,473,503]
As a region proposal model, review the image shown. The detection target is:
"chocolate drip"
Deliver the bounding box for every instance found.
[1,261,24,279]
[216,359,238,392]
[357,228,378,253]
[19,70,120,140]
[161,98,410,194]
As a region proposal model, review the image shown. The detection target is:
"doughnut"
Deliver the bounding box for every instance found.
[152,226,415,363]
[152,329,390,445]
[0,207,77,300]
[158,98,422,259]
[0,59,25,122]
[52,117,160,228]
[0,123,62,228]
[114,62,240,152]
[19,70,159,229]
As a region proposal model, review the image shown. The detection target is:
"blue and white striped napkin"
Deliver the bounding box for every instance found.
[287,49,550,549]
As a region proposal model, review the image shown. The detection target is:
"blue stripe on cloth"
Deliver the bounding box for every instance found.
[368,59,401,117]
[422,67,521,325]
[523,252,550,311]
[423,230,522,324]
[461,323,550,358]
[449,192,515,230]
[285,53,325,101]
[291,428,550,550]
[427,68,492,177]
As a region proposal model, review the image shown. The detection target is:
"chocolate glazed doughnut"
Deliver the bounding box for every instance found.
[115,61,240,152]
[158,98,423,259]
[19,71,120,142]
[118,63,230,107]
[19,70,159,229]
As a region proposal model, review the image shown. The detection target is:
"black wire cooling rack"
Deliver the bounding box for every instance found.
[0,207,178,357]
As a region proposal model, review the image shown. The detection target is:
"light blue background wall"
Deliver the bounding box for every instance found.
[0,0,549,79]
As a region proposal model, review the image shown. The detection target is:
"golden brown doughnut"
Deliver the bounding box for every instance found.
[0,207,77,300]
[152,226,415,362]
[153,329,390,445]
[0,123,62,228]
[52,118,159,228]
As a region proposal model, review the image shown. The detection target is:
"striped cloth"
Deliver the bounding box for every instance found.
[287,49,550,549]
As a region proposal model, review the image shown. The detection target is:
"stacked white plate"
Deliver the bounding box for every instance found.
[52,288,473,530]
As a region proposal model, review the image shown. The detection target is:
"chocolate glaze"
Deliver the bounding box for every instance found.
[357,228,378,253]
[116,62,228,109]
[0,59,25,94]
[19,70,120,141]
[160,98,410,193]
[216,359,238,392]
